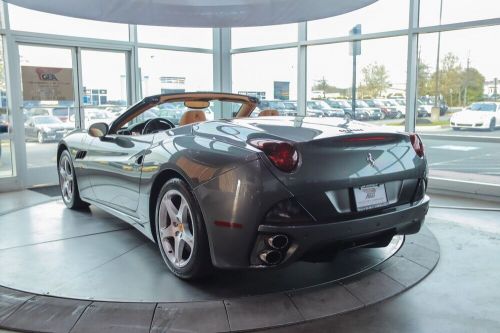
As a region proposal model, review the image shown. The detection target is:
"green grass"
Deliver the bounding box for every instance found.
[386,119,450,126]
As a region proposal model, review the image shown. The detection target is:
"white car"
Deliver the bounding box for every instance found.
[84,109,115,127]
[450,102,500,131]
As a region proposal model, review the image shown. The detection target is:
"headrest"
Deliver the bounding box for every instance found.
[258,109,279,117]
[179,110,207,126]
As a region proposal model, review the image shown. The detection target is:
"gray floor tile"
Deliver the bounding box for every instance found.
[343,270,405,305]
[225,294,303,331]
[397,243,440,270]
[0,287,33,323]
[70,302,156,333]
[1,296,90,333]
[378,256,430,287]
[289,283,363,320]
[151,301,229,333]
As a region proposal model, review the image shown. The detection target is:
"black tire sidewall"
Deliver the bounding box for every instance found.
[155,178,211,280]
[58,150,86,209]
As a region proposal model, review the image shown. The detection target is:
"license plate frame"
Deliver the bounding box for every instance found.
[354,183,389,211]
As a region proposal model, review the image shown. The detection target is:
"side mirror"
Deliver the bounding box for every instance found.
[88,122,109,138]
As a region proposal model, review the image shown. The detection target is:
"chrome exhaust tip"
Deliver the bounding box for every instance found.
[267,234,289,249]
[259,250,282,265]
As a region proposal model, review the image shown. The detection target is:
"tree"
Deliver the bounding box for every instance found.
[360,63,391,97]
[462,67,485,104]
[312,77,330,98]
[428,52,485,107]
[417,60,432,96]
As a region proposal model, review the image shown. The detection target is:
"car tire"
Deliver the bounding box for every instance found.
[489,118,496,132]
[345,113,352,120]
[396,111,403,119]
[37,131,45,144]
[58,150,89,209]
[155,178,212,280]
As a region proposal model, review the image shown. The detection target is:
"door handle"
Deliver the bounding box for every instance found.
[135,154,144,165]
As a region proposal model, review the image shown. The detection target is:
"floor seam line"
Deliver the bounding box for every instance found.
[222,300,232,332]
[0,227,133,252]
[378,270,408,288]
[286,292,306,321]
[68,301,93,333]
[0,293,37,326]
[148,302,158,333]
[398,254,433,270]
[340,282,366,307]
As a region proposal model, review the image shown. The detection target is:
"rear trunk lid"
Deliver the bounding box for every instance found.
[193,117,427,221]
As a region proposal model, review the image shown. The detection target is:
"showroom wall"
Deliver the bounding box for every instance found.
[0,0,499,196]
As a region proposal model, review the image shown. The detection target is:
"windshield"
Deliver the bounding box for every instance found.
[468,103,497,112]
[34,116,62,125]
[283,102,296,110]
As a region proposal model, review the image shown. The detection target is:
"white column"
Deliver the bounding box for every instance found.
[297,22,307,116]
[213,27,231,119]
[405,0,420,132]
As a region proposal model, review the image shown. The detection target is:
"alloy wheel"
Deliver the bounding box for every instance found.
[59,155,74,203]
[158,189,195,268]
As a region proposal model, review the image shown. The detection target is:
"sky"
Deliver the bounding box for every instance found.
[9,0,500,103]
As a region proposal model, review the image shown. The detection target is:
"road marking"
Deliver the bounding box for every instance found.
[430,145,479,151]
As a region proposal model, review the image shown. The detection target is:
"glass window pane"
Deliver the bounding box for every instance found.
[0,36,12,178]
[139,48,213,97]
[232,24,297,49]
[416,26,500,185]
[307,36,407,120]
[232,48,297,118]
[420,0,500,27]
[137,26,213,49]
[308,0,409,40]
[8,4,129,41]
[81,50,128,128]
[19,45,77,186]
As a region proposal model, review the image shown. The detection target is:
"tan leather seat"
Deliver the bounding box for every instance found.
[258,109,279,117]
[179,110,207,126]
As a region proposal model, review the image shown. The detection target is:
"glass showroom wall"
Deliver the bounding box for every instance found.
[0,0,499,194]
[230,0,500,195]
[0,2,214,189]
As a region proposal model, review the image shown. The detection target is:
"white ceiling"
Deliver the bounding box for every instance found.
[5,0,378,27]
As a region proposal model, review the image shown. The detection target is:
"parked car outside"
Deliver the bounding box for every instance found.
[307,100,344,118]
[326,99,369,120]
[384,99,405,118]
[351,100,383,120]
[368,99,399,118]
[259,100,296,116]
[450,102,500,131]
[25,115,74,143]
[83,109,115,127]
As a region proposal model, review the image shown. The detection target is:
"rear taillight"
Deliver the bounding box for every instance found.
[410,133,424,158]
[249,138,299,173]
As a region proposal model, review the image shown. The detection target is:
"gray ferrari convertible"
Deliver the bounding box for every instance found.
[58,92,429,279]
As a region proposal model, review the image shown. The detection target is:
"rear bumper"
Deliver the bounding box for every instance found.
[252,195,430,266]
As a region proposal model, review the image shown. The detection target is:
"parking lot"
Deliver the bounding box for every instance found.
[2,125,499,186]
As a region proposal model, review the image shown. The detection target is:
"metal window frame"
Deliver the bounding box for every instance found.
[0,0,499,192]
